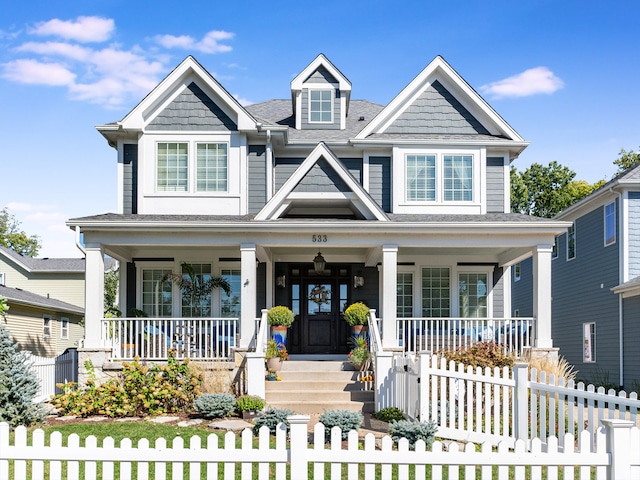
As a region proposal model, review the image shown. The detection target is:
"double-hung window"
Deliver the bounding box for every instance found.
[157,143,188,192]
[197,143,227,192]
[396,272,414,318]
[309,90,332,123]
[43,316,52,339]
[405,154,473,202]
[567,223,576,260]
[421,268,450,317]
[604,202,616,246]
[60,317,69,339]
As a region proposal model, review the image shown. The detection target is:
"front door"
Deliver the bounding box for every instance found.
[287,266,351,354]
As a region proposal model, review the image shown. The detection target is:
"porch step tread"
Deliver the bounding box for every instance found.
[265,400,374,415]
[280,360,354,372]
[265,381,365,391]
[274,371,365,381]
[265,390,373,402]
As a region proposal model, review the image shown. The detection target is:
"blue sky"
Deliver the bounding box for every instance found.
[1,1,639,257]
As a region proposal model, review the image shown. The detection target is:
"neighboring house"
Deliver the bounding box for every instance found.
[67,55,568,392]
[0,246,116,309]
[0,284,84,357]
[512,164,640,388]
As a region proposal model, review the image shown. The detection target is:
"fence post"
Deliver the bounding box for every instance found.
[512,363,529,446]
[601,419,634,480]
[374,351,394,411]
[418,351,430,422]
[245,352,266,399]
[288,415,310,480]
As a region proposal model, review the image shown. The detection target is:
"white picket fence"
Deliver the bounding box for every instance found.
[2,417,639,479]
[24,354,55,403]
[394,352,640,450]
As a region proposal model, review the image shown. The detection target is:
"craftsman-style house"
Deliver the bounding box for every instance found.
[67,54,568,395]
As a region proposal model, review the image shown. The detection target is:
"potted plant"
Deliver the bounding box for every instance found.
[236,395,265,420]
[265,339,288,372]
[344,302,370,342]
[348,335,371,371]
[267,305,295,346]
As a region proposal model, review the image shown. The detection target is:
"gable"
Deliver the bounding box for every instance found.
[305,65,338,85]
[385,80,490,135]
[147,82,237,131]
[293,158,351,193]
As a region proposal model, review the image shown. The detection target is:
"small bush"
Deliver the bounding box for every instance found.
[267,306,295,327]
[319,409,363,441]
[372,407,405,423]
[194,393,236,418]
[528,354,577,383]
[438,341,514,368]
[253,407,293,435]
[236,395,265,413]
[344,302,370,326]
[388,419,437,449]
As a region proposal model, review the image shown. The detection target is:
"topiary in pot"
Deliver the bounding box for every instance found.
[344,302,370,327]
[267,306,295,327]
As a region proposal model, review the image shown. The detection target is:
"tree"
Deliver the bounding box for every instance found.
[0,207,41,257]
[613,147,640,173]
[511,162,602,218]
[104,267,119,313]
[0,323,46,427]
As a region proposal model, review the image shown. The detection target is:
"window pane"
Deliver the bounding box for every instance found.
[197,143,228,192]
[157,143,188,192]
[443,155,473,201]
[459,272,488,318]
[422,268,450,317]
[605,202,616,246]
[221,269,241,318]
[397,273,413,318]
[406,155,436,201]
[142,269,173,317]
[181,264,212,317]
[309,90,332,123]
[567,223,576,259]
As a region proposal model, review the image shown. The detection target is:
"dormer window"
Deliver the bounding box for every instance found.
[309,90,333,123]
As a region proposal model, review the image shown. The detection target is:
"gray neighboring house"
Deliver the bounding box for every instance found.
[511,164,640,387]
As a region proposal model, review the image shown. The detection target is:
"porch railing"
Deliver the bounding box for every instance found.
[396,317,535,357]
[101,317,238,361]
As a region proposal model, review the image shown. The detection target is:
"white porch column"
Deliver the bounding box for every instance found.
[532,244,553,348]
[84,244,105,348]
[239,244,257,349]
[381,245,398,349]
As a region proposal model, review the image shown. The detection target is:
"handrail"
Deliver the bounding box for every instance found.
[254,309,269,354]
[368,309,383,354]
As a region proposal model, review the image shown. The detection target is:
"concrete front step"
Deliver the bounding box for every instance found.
[265,359,374,415]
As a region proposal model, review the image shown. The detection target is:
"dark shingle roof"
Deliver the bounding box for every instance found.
[0,246,116,272]
[0,285,84,315]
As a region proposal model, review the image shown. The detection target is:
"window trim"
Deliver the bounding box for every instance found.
[60,317,69,339]
[552,236,558,259]
[583,322,596,363]
[567,223,576,261]
[404,152,476,204]
[604,202,616,247]
[308,88,334,124]
[396,271,414,318]
[196,142,228,193]
[514,263,521,282]
[0,272,4,286]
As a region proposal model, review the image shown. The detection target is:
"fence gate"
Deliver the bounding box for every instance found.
[54,348,78,394]
[394,353,420,420]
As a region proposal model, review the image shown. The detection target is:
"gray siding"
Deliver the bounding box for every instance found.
[274,158,304,192]
[147,82,237,131]
[340,158,362,183]
[247,145,267,214]
[492,267,504,318]
[629,192,640,278]
[623,295,640,389]
[552,203,621,384]
[510,258,533,317]
[369,156,391,212]
[385,80,489,135]
[122,144,138,214]
[486,157,505,213]
[293,159,350,193]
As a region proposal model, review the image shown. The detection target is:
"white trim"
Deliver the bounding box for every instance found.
[43,315,52,339]
[0,272,4,286]
[307,88,334,124]
[621,191,629,283]
[60,317,69,340]
[290,54,351,92]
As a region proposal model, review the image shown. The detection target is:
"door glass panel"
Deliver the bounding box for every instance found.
[292,284,300,316]
[339,283,348,314]
[397,272,413,318]
[142,269,173,317]
[308,283,332,314]
[459,273,488,318]
[221,269,241,318]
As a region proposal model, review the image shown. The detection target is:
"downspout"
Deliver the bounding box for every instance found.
[74,226,86,256]
[266,129,273,199]
[610,187,624,387]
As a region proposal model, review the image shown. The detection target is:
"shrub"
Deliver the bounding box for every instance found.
[319,409,363,441]
[372,407,405,423]
[194,393,236,418]
[344,302,370,326]
[51,351,203,418]
[438,341,515,369]
[528,354,577,383]
[388,419,437,449]
[267,306,295,327]
[236,395,265,413]
[253,407,293,435]
[0,323,46,427]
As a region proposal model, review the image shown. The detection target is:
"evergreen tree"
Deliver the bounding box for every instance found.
[0,322,46,427]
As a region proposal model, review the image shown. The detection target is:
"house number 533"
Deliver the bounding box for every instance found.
[312,235,328,243]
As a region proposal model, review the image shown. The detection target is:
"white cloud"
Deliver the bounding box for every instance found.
[233,94,253,106]
[30,16,114,43]
[5,202,55,212]
[480,67,564,99]
[17,41,92,61]
[154,30,234,53]
[1,59,75,86]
